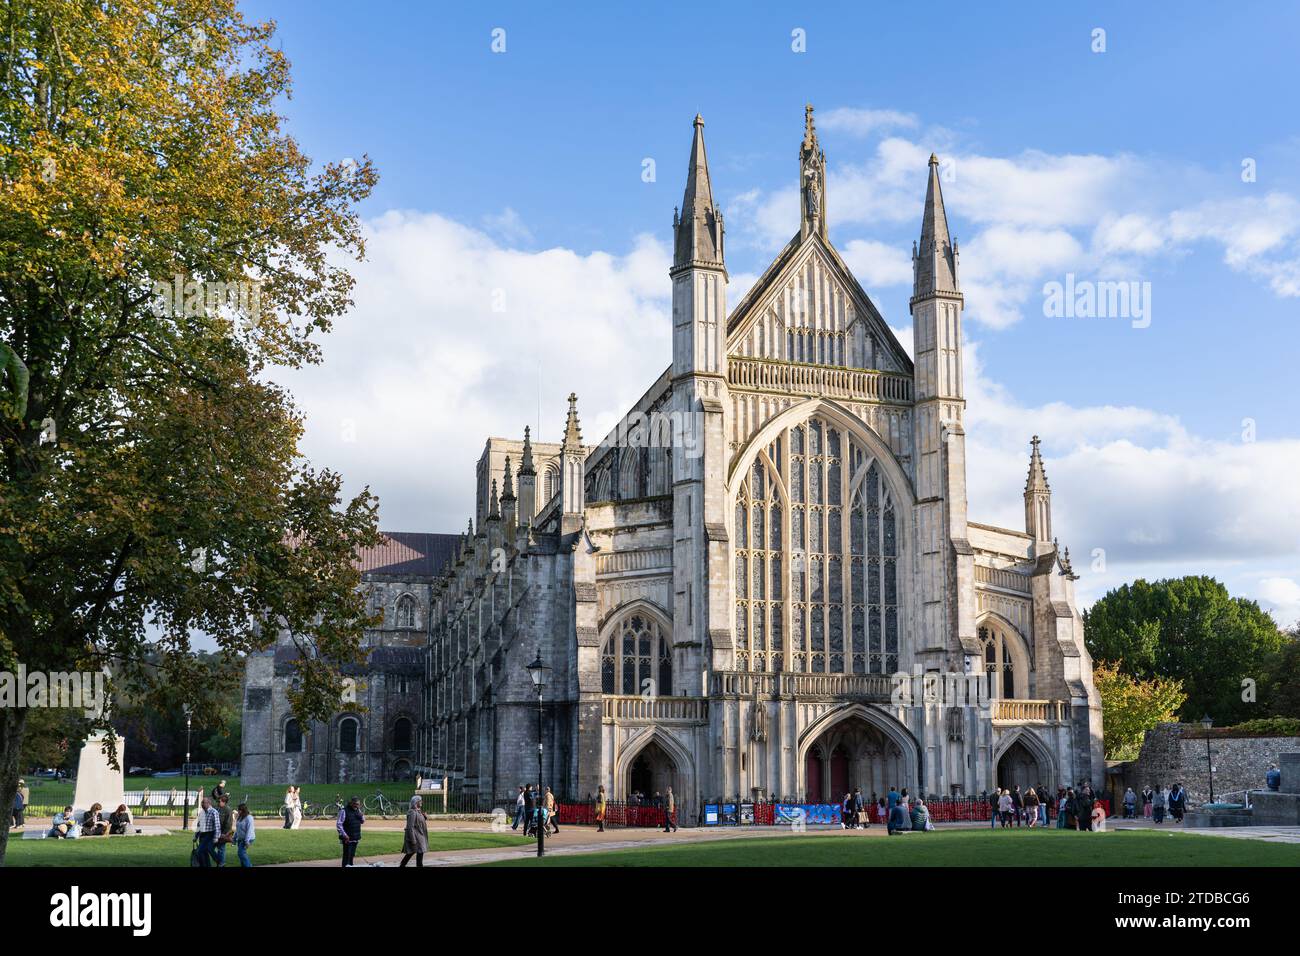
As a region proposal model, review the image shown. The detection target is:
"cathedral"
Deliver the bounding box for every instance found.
[259,107,1105,816]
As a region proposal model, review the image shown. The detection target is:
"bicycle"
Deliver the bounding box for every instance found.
[362,789,398,818]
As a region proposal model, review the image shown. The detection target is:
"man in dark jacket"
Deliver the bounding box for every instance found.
[988,789,1000,828]
[337,797,365,866]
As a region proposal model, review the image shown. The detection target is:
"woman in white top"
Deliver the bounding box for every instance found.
[290,786,303,829]
[997,790,1014,828]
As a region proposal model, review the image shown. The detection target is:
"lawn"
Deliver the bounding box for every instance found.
[485,828,1300,867]
[4,827,529,867]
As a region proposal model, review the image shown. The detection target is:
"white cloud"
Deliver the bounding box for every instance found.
[819,107,918,138]
[1256,577,1300,628]
[841,238,912,288]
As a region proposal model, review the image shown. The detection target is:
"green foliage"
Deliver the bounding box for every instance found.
[1083,576,1284,724]
[1093,660,1187,760]
[0,0,382,863]
[1257,634,1300,719]
[1222,717,1300,737]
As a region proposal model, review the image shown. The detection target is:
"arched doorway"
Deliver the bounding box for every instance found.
[627,740,677,802]
[997,739,1041,791]
[801,711,911,803]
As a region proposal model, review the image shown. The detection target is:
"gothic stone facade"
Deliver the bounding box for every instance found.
[241,532,458,785]
[429,108,1104,821]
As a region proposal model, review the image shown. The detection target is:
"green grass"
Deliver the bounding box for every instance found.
[4,827,530,867]
[485,828,1300,867]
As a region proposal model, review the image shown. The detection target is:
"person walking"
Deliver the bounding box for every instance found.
[595,784,607,832]
[213,794,235,866]
[1142,785,1154,818]
[11,784,23,829]
[544,786,560,835]
[337,796,365,867]
[997,789,1014,828]
[1024,788,1040,828]
[512,785,526,831]
[841,792,854,829]
[193,797,220,866]
[235,803,256,867]
[853,788,865,829]
[662,786,677,833]
[522,785,536,837]
[1168,784,1186,822]
[400,795,428,867]
[1122,787,1137,819]
[1011,786,1023,827]
[1152,785,1166,824]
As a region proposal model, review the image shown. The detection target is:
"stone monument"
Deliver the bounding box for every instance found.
[72,731,127,817]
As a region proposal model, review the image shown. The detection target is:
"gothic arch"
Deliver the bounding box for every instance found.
[797,703,920,794]
[977,611,1032,699]
[395,592,418,629]
[993,728,1058,789]
[615,725,696,806]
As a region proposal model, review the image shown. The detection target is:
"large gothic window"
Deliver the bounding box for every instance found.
[392,717,413,752]
[338,716,360,753]
[600,613,672,696]
[734,416,901,675]
[979,625,1022,699]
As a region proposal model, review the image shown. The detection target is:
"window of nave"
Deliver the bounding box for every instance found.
[600,613,672,696]
[735,415,900,675]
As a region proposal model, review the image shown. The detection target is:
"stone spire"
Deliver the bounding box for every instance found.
[501,455,516,501]
[672,114,725,274]
[559,393,585,528]
[517,427,537,529]
[800,103,826,239]
[914,153,959,295]
[1024,435,1052,545]
[487,478,501,521]
[561,392,583,453]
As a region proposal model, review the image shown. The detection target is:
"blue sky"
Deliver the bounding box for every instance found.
[244,1,1300,623]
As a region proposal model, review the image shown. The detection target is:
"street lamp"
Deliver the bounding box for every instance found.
[1200,714,1214,803]
[182,703,193,831]
[526,649,551,858]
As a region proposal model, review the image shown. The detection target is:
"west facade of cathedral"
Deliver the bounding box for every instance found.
[301,109,1104,816]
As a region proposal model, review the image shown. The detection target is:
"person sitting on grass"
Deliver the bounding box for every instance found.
[108,804,131,835]
[887,797,911,835]
[50,806,79,839]
[81,803,107,836]
[910,797,931,832]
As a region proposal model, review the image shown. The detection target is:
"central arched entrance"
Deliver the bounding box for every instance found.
[996,739,1041,791]
[799,704,918,803]
[627,740,677,803]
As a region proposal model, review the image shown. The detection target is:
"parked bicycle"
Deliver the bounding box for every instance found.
[362,788,398,818]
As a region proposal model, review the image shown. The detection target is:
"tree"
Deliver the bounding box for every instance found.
[1083,577,1284,726]
[0,1,382,864]
[1093,660,1187,761]
[1258,629,1300,719]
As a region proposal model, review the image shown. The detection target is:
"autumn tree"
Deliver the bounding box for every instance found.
[1093,660,1187,761]
[0,0,382,864]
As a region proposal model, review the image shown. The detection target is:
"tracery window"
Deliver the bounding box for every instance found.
[979,625,1019,699]
[600,613,672,696]
[735,416,900,674]
[395,594,417,628]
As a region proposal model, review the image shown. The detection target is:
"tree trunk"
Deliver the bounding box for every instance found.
[0,706,30,867]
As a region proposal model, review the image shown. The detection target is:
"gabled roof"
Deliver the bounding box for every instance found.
[354,531,459,578]
[726,229,914,374]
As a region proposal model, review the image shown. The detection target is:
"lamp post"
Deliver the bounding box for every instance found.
[1200,714,1214,803]
[526,649,551,859]
[182,703,193,831]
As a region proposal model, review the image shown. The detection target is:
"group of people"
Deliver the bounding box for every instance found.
[510,784,564,836]
[837,787,932,834]
[990,786,1051,828]
[191,788,255,866]
[47,802,132,839]
[1120,784,1187,823]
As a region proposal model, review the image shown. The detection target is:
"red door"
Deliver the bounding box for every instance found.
[830,746,849,800]
[806,752,823,803]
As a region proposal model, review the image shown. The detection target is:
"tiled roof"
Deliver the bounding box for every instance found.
[354,531,459,578]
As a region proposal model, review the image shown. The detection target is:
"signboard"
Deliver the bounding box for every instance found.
[774,803,842,825]
[720,803,737,825]
[704,804,719,825]
[739,802,755,825]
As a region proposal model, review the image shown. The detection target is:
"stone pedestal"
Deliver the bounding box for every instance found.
[1278,752,1300,792]
[72,731,127,815]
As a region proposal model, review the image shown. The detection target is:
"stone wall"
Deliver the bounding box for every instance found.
[1123,723,1300,804]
